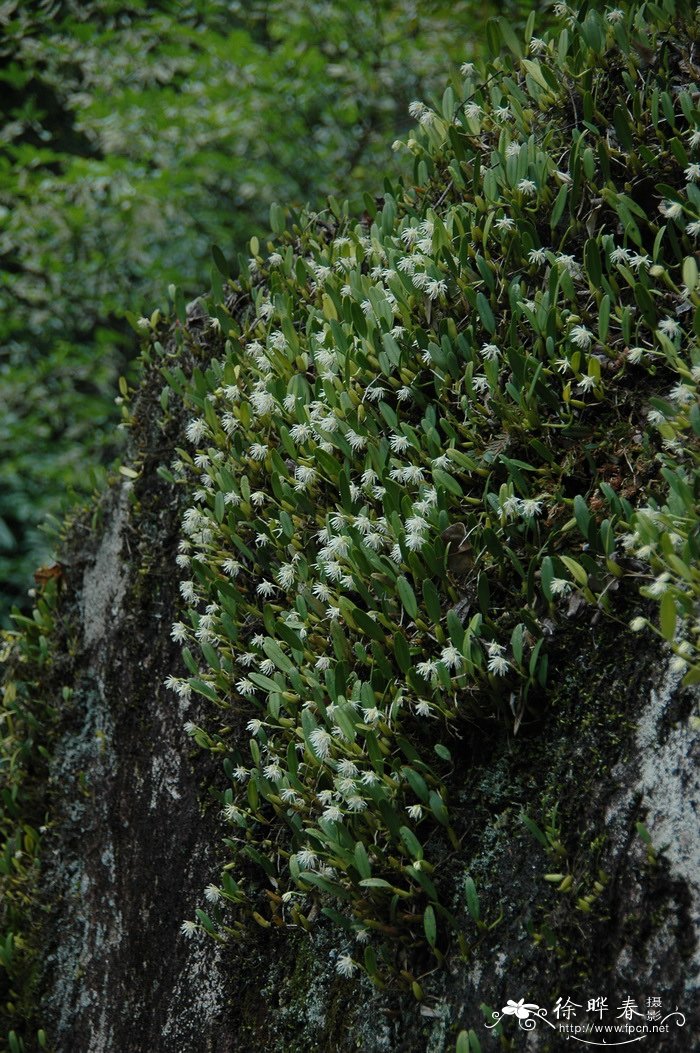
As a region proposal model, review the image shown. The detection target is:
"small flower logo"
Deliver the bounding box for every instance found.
[502,999,540,1020]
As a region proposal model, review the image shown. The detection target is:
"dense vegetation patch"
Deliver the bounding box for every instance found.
[134,0,700,991]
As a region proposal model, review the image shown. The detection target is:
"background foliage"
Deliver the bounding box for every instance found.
[0,0,531,619]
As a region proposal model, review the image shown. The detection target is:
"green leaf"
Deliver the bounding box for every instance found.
[270,202,285,234]
[541,555,554,602]
[560,555,588,586]
[551,184,568,227]
[211,244,229,276]
[521,812,548,847]
[682,255,698,291]
[188,678,218,702]
[476,291,495,334]
[573,494,591,540]
[423,904,437,947]
[403,766,430,803]
[465,875,480,922]
[400,825,424,860]
[511,623,525,666]
[422,579,442,623]
[397,575,418,620]
[456,1033,470,1053]
[613,104,634,150]
[659,591,676,642]
[429,790,449,826]
[354,841,372,879]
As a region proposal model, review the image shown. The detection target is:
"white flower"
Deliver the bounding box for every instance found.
[346,429,366,452]
[180,920,198,939]
[237,679,256,696]
[669,382,693,404]
[256,580,277,597]
[685,163,700,182]
[557,253,580,275]
[629,253,650,271]
[505,142,521,159]
[440,644,463,671]
[659,200,683,219]
[264,761,283,783]
[686,220,700,236]
[577,375,597,393]
[517,179,538,195]
[407,804,423,820]
[290,423,312,442]
[309,727,332,760]
[296,846,318,869]
[550,578,572,596]
[487,653,509,676]
[610,246,631,264]
[648,573,671,597]
[185,418,207,444]
[481,343,500,361]
[204,884,222,904]
[425,278,447,300]
[658,318,679,338]
[520,498,542,518]
[460,62,475,77]
[171,622,188,643]
[570,325,593,349]
[416,660,438,681]
[409,100,426,119]
[606,8,624,21]
[294,465,317,491]
[180,580,196,603]
[276,563,296,589]
[248,443,268,461]
[495,216,515,231]
[390,433,411,453]
[528,248,547,265]
[336,954,357,978]
[502,495,521,518]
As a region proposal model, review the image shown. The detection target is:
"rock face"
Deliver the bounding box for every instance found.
[26,376,698,1052]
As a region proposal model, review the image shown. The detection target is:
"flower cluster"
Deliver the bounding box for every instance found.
[165,3,700,979]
